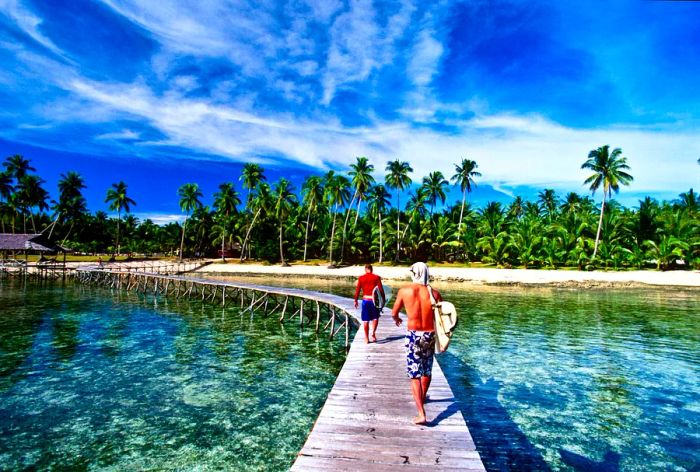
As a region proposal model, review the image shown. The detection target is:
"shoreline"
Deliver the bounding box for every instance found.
[194,262,700,289]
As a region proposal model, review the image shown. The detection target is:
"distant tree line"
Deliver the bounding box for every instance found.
[1,150,698,270]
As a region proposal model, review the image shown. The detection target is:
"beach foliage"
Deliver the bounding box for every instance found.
[1,153,698,270]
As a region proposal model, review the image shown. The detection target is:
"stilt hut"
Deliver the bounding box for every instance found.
[0,233,71,276]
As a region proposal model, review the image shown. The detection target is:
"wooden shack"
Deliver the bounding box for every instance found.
[0,233,71,276]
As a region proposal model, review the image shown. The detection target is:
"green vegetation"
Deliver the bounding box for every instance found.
[0,152,698,270]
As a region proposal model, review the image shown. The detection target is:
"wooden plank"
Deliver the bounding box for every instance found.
[292,301,486,471]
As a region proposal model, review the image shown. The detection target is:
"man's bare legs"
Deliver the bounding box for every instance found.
[370,318,378,342]
[363,321,370,343]
[422,375,431,401]
[411,375,432,425]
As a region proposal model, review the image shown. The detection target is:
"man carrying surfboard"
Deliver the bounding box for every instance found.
[354,264,385,344]
[391,261,442,425]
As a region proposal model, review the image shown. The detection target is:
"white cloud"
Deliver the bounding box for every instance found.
[132,212,184,225]
[322,0,379,104]
[96,129,141,141]
[58,73,700,197]
[408,25,444,87]
[100,0,281,76]
[0,0,66,58]
[3,0,697,204]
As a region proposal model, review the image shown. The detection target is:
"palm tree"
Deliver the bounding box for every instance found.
[582,145,633,259]
[367,184,391,263]
[422,171,449,218]
[240,163,266,209]
[240,163,266,259]
[537,188,559,222]
[342,157,375,261]
[2,156,37,233]
[560,192,583,215]
[240,182,272,261]
[50,171,87,239]
[451,158,481,233]
[324,171,351,266]
[676,189,698,214]
[400,187,429,245]
[301,175,324,261]
[17,174,49,233]
[476,202,509,265]
[213,183,241,260]
[177,183,202,260]
[105,181,136,256]
[120,214,140,253]
[506,196,525,221]
[272,178,297,265]
[2,154,35,180]
[0,171,12,201]
[385,160,413,261]
[348,157,375,225]
[0,171,13,233]
[189,206,214,256]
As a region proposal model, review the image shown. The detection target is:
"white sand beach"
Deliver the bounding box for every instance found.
[196,262,700,288]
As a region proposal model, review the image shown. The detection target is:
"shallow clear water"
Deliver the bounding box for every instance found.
[0,279,346,471]
[438,286,700,472]
[214,275,700,472]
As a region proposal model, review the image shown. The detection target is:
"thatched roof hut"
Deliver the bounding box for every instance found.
[0,233,71,254]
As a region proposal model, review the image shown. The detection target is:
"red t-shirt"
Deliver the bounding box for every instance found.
[354,273,383,301]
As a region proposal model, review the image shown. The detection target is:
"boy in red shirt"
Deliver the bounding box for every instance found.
[354,264,385,343]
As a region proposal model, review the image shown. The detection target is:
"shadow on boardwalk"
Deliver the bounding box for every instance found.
[439,352,552,472]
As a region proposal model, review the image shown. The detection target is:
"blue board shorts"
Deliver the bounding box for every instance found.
[405,331,435,379]
[361,299,380,322]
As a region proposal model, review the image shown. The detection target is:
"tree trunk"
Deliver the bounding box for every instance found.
[593,193,606,259]
[279,221,285,264]
[221,226,226,261]
[48,214,59,239]
[179,215,188,261]
[61,222,74,247]
[353,197,362,227]
[116,210,121,256]
[328,204,338,265]
[458,188,466,233]
[240,208,261,262]
[399,210,418,248]
[303,207,311,261]
[340,192,357,262]
[378,210,383,263]
[395,194,401,262]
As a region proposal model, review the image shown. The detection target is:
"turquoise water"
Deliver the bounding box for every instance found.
[215,275,700,472]
[439,286,700,472]
[0,279,347,471]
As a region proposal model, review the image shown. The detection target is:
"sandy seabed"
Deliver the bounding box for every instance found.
[195,262,700,289]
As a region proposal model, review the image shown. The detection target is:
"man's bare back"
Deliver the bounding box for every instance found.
[392,283,442,331]
[391,262,443,425]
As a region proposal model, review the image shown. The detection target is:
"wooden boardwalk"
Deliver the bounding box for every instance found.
[73,270,485,470]
[292,298,485,471]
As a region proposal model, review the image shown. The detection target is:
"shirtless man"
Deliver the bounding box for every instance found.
[391,261,442,425]
[354,264,385,343]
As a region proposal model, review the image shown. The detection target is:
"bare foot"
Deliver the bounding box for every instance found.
[364,337,370,344]
[413,415,427,425]
[370,334,377,343]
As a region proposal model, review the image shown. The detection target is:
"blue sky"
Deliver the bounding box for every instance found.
[1,0,699,223]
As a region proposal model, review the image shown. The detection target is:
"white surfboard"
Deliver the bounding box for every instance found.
[372,285,392,310]
[434,301,457,353]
